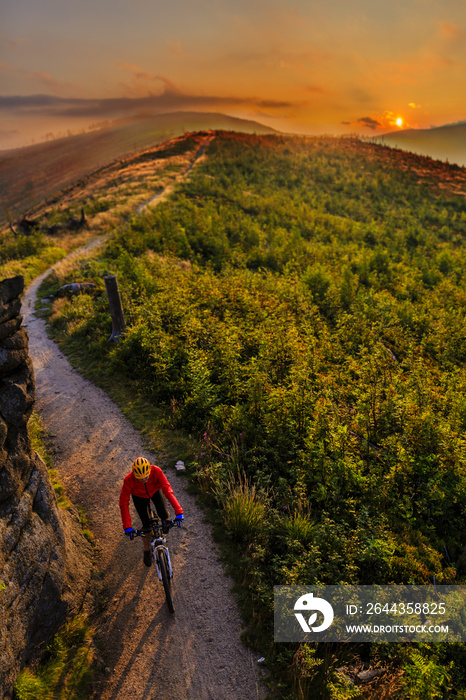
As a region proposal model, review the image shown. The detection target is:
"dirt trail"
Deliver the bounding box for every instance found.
[21,146,266,698]
[136,134,214,214]
[23,248,266,700]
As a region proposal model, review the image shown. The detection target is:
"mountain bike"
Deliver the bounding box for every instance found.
[131,510,181,614]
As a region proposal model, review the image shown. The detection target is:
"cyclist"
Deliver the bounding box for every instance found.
[120,457,184,567]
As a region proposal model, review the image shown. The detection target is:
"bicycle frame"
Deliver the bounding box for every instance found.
[130,510,180,613]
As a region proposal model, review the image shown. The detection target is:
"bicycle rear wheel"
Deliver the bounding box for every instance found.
[157,548,174,614]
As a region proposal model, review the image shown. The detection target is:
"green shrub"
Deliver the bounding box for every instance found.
[219,472,268,544]
[402,649,451,699]
[279,511,316,546]
[14,616,94,700]
[14,669,53,700]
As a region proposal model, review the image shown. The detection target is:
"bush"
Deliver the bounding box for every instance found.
[218,472,268,544]
[14,616,94,700]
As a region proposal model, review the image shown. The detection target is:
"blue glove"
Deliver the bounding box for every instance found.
[125,527,136,540]
[175,514,184,527]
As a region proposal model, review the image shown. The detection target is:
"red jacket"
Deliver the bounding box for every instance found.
[119,464,183,529]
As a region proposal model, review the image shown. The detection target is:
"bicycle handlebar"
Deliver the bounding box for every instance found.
[131,519,181,537]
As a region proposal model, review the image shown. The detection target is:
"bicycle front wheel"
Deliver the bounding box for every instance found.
[157,548,174,614]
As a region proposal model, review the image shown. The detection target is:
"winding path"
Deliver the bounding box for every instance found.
[136,134,214,214]
[22,231,265,696]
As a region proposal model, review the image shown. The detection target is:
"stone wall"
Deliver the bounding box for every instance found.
[0,276,93,698]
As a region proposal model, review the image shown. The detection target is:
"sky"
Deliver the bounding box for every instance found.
[1,0,465,149]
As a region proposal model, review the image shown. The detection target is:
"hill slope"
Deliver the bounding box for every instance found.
[377,121,466,167]
[0,111,276,223]
[39,131,466,696]
[3,130,466,696]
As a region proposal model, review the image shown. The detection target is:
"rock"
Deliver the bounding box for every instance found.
[0,276,24,306]
[0,359,35,428]
[0,460,22,507]
[0,298,22,326]
[0,348,29,374]
[0,416,7,449]
[0,316,23,342]
[357,669,384,683]
[56,282,97,298]
[2,328,28,351]
[0,276,93,699]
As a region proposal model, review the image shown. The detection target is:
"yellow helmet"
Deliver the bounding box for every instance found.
[132,457,150,480]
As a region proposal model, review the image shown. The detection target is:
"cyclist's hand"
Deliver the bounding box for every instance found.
[125,527,136,540]
[175,514,184,527]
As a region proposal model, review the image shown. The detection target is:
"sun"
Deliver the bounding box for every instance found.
[395,117,404,127]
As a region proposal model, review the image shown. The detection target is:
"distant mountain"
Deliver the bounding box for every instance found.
[376,121,466,168]
[0,111,277,223]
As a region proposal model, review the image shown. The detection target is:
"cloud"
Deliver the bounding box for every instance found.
[117,63,188,99]
[0,91,295,122]
[377,52,457,87]
[0,94,88,116]
[221,46,333,78]
[0,35,25,49]
[438,22,463,41]
[0,128,19,137]
[357,116,381,130]
[0,61,78,95]
[348,87,375,106]
[166,39,186,58]
[117,62,155,82]
[305,85,325,94]
[350,110,418,133]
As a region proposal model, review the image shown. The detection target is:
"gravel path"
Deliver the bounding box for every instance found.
[22,244,266,700]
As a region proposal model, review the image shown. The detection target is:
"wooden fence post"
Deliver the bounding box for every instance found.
[104,274,126,341]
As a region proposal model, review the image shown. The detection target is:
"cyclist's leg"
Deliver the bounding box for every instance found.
[132,495,152,554]
[151,489,170,521]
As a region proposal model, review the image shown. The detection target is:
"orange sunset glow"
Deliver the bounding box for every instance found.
[1,0,465,149]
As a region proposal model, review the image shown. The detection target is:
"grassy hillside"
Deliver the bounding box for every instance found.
[24,132,466,698]
[0,111,276,224]
[0,131,215,284]
[377,121,466,168]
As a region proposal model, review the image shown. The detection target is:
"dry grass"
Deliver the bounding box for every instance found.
[0,132,215,286]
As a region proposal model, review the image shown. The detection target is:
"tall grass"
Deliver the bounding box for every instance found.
[216,471,268,544]
[28,412,71,510]
[279,509,316,546]
[14,617,94,700]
